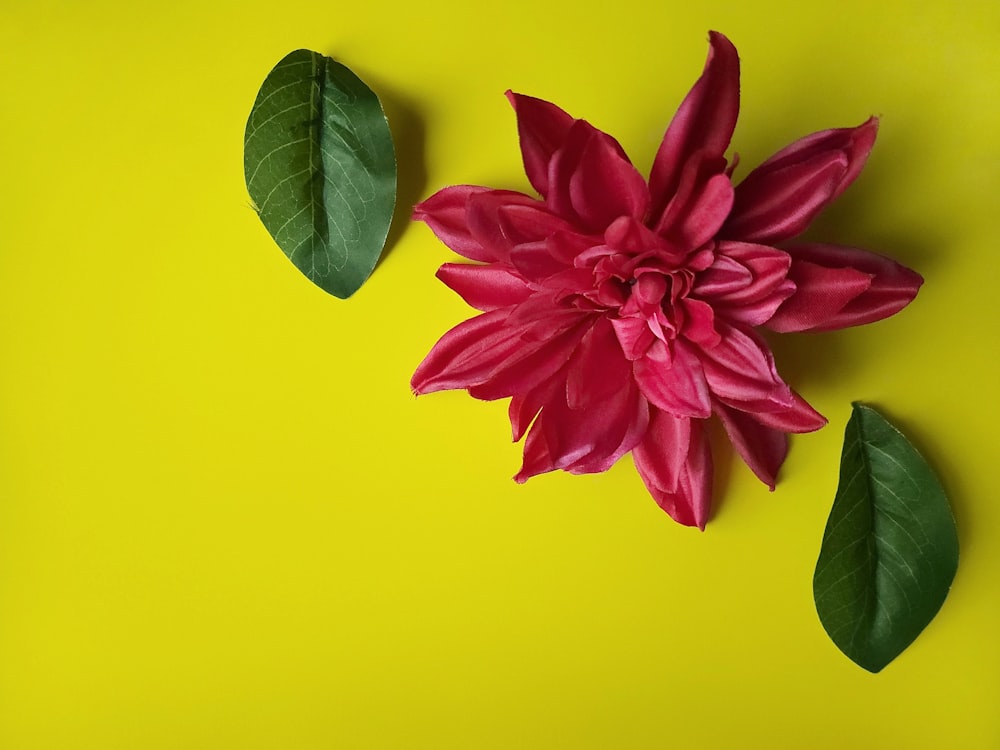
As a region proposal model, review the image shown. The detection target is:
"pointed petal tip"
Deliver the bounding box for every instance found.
[647,28,740,223]
[852,115,880,157]
[706,30,736,52]
[665,506,708,530]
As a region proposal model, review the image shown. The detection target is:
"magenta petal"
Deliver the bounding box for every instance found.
[547,120,646,231]
[515,419,556,482]
[605,215,676,257]
[509,240,568,281]
[695,242,795,326]
[680,298,722,348]
[505,293,591,342]
[468,323,587,401]
[714,402,788,489]
[611,315,657,360]
[633,410,686,498]
[674,172,735,250]
[497,202,578,245]
[743,117,878,205]
[436,263,532,312]
[506,91,577,198]
[509,230,593,282]
[766,243,923,332]
[466,190,542,262]
[703,242,792,301]
[632,410,712,529]
[699,322,793,409]
[649,31,740,223]
[413,185,492,261]
[694,253,753,297]
[411,309,519,393]
[723,151,849,243]
[633,339,712,418]
[516,381,647,480]
[567,381,650,475]
[747,391,828,433]
[545,121,591,224]
[723,118,878,244]
[515,372,639,481]
[765,260,871,332]
[509,378,559,442]
[654,151,734,247]
[566,318,630,409]
[568,129,650,230]
[513,407,574,482]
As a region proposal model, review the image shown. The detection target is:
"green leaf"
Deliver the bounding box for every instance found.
[244,50,396,298]
[814,403,958,672]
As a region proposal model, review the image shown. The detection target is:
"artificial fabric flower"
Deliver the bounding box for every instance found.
[411,31,922,528]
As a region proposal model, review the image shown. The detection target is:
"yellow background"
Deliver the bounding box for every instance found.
[2,1,998,747]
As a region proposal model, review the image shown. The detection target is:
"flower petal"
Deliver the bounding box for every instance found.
[699,322,793,409]
[436,263,532,312]
[505,291,591,341]
[604,215,681,261]
[569,129,650,230]
[745,117,878,204]
[510,231,593,282]
[506,91,576,198]
[468,322,587,402]
[746,391,828,433]
[413,185,492,261]
[566,317,630,410]
[649,31,740,223]
[680,298,722,348]
[516,418,556,480]
[509,378,559,442]
[411,309,519,393]
[722,118,878,244]
[695,241,795,326]
[632,410,713,529]
[497,202,579,245]
[722,151,848,244]
[653,152,734,249]
[466,189,543,262]
[611,315,657,360]
[633,339,712,418]
[694,253,752,298]
[547,120,649,232]
[568,380,649,475]
[714,402,788,489]
[514,371,643,482]
[766,243,923,332]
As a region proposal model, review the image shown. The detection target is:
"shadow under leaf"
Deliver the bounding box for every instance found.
[377,84,428,267]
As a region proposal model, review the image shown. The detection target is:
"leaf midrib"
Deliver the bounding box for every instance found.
[852,413,880,656]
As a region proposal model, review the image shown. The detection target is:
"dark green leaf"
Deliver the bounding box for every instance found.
[814,403,958,672]
[244,50,396,298]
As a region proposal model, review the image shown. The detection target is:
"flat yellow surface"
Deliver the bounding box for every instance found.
[1,1,998,747]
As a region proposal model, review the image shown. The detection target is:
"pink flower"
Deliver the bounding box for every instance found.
[411,32,922,529]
